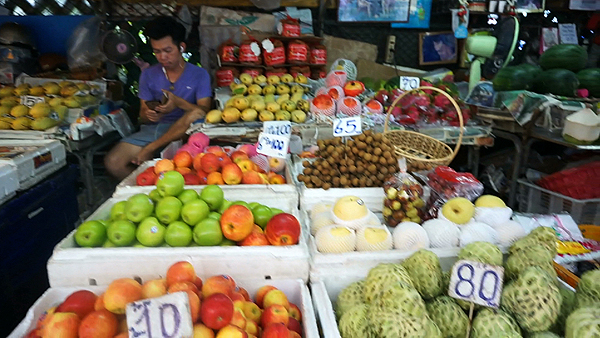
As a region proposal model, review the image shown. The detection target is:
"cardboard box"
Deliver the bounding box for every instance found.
[356,58,425,82]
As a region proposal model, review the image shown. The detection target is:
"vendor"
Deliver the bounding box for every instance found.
[104,16,212,180]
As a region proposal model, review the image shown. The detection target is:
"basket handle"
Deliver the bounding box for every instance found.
[383,86,464,161]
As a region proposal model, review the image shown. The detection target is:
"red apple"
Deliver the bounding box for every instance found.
[237,159,255,173]
[237,287,251,302]
[197,169,208,184]
[218,154,233,168]
[206,146,225,156]
[288,331,301,338]
[193,323,215,338]
[245,319,259,336]
[202,275,236,299]
[144,166,155,173]
[173,150,193,168]
[185,289,202,323]
[216,324,247,338]
[222,163,243,185]
[268,157,285,173]
[166,261,196,287]
[193,153,205,172]
[56,290,97,320]
[261,305,289,328]
[103,279,143,315]
[230,151,249,164]
[176,167,192,175]
[154,159,175,174]
[207,172,225,185]
[263,289,289,309]
[193,276,203,292]
[168,281,199,295]
[230,291,245,303]
[220,205,254,241]
[268,174,286,185]
[287,317,302,336]
[25,329,41,338]
[242,301,262,323]
[264,213,301,246]
[287,303,301,322]
[94,294,105,311]
[230,308,247,329]
[42,312,80,338]
[242,171,264,185]
[239,232,270,246]
[136,171,157,186]
[141,279,167,299]
[78,309,118,338]
[255,286,277,309]
[262,322,290,338]
[201,153,221,173]
[201,293,234,330]
[183,172,201,185]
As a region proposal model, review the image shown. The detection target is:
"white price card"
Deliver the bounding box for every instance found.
[333,116,362,137]
[126,292,193,338]
[399,76,420,91]
[448,260,504,308]
[263,121,292,137]
[20,95,45,108]
[257,132,289,158]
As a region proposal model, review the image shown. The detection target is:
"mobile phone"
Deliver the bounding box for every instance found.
[145,92,169,110]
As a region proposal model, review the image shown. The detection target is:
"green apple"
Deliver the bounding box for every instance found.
[165,221,193,247]
[217,199,233,214]
[97,219,109,228]
[178,189,199,204]
[102,240,116,248]
[110,201,128,221]
[193,218,223,246]
[156,196,182,224]
[199,185,224,211]
[248,202,260,210]
[75,220,106,247]
[125,194,154,223]
[107,220,137,246]
[220,238,236,246]
[149,189,163,203]
[252,205,273,229]
[181,199,210,226]
[271,208,284,216]
[156,171,185,197]
[136,217,166,247]
[207,212,222,221]
[132,241,146,248]
[232,200,250,209]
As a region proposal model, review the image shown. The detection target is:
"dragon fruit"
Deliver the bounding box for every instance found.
[433,94,452,108]
[420,80,435,95]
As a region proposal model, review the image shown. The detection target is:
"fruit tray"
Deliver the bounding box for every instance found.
[113,159,298,199]
[9,278,319,338]
[0,162,18,205]
[47,191,310,287]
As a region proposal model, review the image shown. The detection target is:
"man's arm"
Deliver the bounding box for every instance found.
[155,91,211,114]
[139,100,161,123]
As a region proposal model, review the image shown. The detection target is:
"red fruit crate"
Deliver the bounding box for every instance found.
[537,162,600,200]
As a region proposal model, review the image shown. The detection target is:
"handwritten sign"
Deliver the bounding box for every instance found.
[257,132,289,158]
[558,24,578,45]
[263,121,291,137]
[20,95,45,108]
[448,260,504,308]
[333,116,362,137]
[126,292,193,338]
[400,76,420,91]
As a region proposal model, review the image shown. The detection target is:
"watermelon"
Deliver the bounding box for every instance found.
[539,44,588,72]
[532,68,580,97]
[492,64,540,91]
[577,68,600,98]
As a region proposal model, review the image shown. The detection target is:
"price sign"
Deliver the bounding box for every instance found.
[263,121,292,137]
[126,292,193,338]
[20,95,46,108]
[448,260,504,308]
[333,116,362,137]
[257,132,289,158]
[399,76,420,91]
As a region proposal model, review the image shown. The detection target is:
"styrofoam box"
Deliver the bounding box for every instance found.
[310,262,575,338]
[113,159,298,199]
[0,162,19,205]
[48,189,310,287]
[10,278,319,338]
[16,74,107,94]
[0,128,59,140]
[0,139,66,190]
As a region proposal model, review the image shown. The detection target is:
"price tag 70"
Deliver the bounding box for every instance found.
[263,121,291,137]
[400,76,420,91]
[257,132,289,159]
[126,292,193,338]
[21,95,46,108]
[333,116,362,137]
[448,260,504,308]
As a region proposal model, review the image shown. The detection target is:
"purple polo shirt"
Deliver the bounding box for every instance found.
[138,63,212,123]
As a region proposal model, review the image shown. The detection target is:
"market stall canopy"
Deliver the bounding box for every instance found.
[91,0,337,8]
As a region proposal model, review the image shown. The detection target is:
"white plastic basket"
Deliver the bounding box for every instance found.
[9,279,319,338]
[48,191,309,287]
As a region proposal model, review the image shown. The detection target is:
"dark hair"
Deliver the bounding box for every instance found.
[145,16,186,46]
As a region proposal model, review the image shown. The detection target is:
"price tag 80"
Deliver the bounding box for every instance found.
[257,132,289,159]
[448,260,504,308]
[126,292,193,338]
[399,76,420,91]
[263,121,291,137]
[333,116,362,137]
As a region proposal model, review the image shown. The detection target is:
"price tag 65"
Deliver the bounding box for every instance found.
[400,76,420,91]
[126,292,193,338]
[263,121,291,137]
[333,116,362,137]
[21,95,46,108]
[257,132,289,159]
[448,260,504,308]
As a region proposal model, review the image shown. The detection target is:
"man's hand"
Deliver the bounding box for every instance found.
[155,90,178,114]
[131,146,155,165]
[142,109,161,123]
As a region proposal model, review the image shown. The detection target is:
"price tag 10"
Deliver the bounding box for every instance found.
[126,292,193,338]
[21,95,46,108]
[448,260,504,308]
[399,76,420,91]
[257,132,289,158]
[263,121,291,137]
[333,116,362,137]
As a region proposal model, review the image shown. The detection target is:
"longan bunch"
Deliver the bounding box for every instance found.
[297,130,399,189]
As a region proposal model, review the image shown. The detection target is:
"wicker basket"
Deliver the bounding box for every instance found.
[383,86,464,171]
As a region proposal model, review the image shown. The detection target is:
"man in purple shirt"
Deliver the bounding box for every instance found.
[104,17,212,180]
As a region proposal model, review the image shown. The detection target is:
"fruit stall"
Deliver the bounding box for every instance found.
[2,2,600,338]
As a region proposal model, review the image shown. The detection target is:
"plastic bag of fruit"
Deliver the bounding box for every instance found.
[417,166,483,220]
[383,158,429,227]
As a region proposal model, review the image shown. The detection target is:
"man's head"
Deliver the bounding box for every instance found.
[146,16,186,69]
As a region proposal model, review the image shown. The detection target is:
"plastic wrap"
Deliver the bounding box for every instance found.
[67,17,104,70]
[383,159,427,227]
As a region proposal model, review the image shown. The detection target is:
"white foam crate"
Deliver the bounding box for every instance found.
[16,74,107,94]
[10,278,319,338]
[0,139,66,190]
[48,190,310,287]
[0,162,18,205]
[113,159,298,199]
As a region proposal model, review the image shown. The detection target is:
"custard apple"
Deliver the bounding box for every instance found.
[509,235,556,258]
[551,286,577,335]
[336,280,364,319]
[471,308,522,338]
[374,281,426,318]
[501,266,561,332]
[504,244,556,280]
[424,315,443,338]
[368,309,426,338]
[528,332,560,338]
[402,249,443,299]
[458,241,503,266]
[441,270,450,292]
[338,303,371,338]
[426,296,469,338]
[529,226,558,249]
[576,269,600,309]
[565,307,600,338]
[362,263,413,303]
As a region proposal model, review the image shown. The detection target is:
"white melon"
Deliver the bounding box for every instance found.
[311,214,335,236]
[311,203,332,218]
[315,225,356,253]
[392,222,430,251]
[356,225,393,251]
[333,196,368,221]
